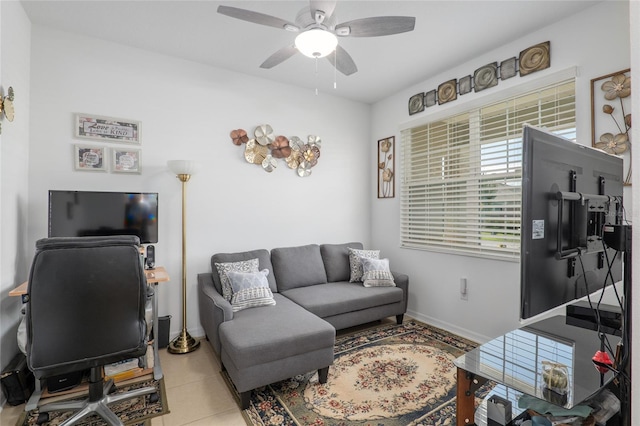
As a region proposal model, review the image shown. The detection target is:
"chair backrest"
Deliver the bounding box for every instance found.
[26,236,148,379]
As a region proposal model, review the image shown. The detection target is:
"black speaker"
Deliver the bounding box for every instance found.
[1,353,34,406]
[145,245,155,269]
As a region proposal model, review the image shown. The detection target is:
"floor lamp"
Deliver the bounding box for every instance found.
[167,160,201,354]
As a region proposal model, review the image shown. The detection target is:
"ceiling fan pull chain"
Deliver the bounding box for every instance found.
[334,50,337,89]
[315,57,319,95]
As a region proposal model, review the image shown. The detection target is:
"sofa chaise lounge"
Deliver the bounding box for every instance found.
[197,242,409,409]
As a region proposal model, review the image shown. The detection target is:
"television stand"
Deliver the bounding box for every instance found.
[454,315,624,425]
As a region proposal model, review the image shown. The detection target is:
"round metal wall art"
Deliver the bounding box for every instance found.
[254,124,274,146]
[474,63,498,92]
[437,79,457,105]
[230,126,321,177]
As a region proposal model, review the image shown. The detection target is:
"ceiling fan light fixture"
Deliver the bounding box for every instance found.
[295,29,338,58]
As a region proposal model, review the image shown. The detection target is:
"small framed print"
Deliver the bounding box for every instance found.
[74,144,107,172]
[112,148,141,174]
[378,136,395,198]
[75,113,141,144]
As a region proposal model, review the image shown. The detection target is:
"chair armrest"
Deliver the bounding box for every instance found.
[197,273,233,356]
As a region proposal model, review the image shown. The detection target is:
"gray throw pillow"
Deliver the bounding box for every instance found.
[227,269,276,312]
[348,248,380,282]
[361,257,396,287]
[214,258,259,301]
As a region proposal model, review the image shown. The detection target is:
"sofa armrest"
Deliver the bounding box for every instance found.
[197,272,233,356]
[391,271,409,313]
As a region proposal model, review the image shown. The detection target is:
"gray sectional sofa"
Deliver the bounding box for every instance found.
[197,242,409,409]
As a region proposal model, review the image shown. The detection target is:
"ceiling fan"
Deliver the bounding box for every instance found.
[217,0,416,76]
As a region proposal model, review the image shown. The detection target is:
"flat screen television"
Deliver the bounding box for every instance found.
[520,126,623,319]
[48,190,159,244]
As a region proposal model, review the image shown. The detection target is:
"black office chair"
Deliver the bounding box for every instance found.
[25,236,157,426]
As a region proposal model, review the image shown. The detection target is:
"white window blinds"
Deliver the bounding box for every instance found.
[400,79,576,260]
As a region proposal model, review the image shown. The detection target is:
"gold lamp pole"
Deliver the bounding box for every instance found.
[167,160,200,354]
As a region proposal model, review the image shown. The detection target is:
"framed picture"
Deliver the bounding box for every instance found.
[378,136,395,198]
[75,113,141,144]
[590,69,631,185]
[111,148,141,174]
[74,144,107,172]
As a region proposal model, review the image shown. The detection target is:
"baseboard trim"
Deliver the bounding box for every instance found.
[406,309,492,344]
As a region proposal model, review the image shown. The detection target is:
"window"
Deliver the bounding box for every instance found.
[400,79,576,260]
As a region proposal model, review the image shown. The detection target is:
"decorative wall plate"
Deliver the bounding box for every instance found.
[425,90,437,107]
[459,75,472,95]
[474,63,498,92]
[408,93,425,115]
[500,57,517,80]
[438,79,457,105]
[519,41,550,76]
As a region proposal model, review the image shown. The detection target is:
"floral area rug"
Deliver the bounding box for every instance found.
[241,320,492,426]
[17,377,168,426]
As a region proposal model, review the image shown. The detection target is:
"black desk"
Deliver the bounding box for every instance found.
[453,315,622,425]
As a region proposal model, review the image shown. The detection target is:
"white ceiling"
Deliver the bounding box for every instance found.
[20,0,602,104]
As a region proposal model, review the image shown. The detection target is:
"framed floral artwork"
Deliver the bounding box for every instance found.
[74,144,107,172]
[378,136,395,198]
[111,148,141,174]
[591,69,631,185]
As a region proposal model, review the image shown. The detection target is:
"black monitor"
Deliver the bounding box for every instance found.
[520,126,623,319]
[48,190,159,244]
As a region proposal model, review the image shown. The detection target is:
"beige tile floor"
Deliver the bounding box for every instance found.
[0,340,246,426]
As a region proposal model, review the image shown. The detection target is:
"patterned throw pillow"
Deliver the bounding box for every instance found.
[214,258,259,301]
[361,257,396,287]
[227,269,276,312]
[348,248,380,282]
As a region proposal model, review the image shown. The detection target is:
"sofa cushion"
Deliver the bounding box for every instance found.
[348,248,380,282]
[271,244,327,291]
[228,270,276,312]
[361,258,396,287]
[219,294,335,370]
[211,249,277,293]
[320,242,363,282]
[214,258,259,301]
[281,282,403,318]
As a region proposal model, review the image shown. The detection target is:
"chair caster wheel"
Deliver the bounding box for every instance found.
[149,392,159,403]
[36,412,49,425]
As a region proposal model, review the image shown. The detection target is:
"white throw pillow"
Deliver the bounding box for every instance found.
[361,257,395,287]
[227,269,276,312]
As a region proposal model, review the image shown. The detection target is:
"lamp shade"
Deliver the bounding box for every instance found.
[295,29,338,58]
[167,160,200,176]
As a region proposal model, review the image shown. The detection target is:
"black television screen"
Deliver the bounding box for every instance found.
[520,126,623,319]
[48,190,158,244]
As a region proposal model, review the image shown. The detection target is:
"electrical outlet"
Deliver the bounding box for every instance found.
[460,277,468,300]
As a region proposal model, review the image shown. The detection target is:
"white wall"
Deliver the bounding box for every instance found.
[26,26,371,339]
[0,0,31,407]
[370,1,631,342]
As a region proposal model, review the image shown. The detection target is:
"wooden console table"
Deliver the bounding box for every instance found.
[453,315,623,425]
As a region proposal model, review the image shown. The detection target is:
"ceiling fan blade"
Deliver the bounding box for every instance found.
[309,0,337,24]
[327,45,357,76]
[335,16,416,37]
[217,5,299,31]
[260,45,299,69]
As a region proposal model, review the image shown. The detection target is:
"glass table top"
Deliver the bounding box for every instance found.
[454,315,622,409]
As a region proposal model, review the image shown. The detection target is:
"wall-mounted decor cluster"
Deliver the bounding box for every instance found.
[0,86,16,135]
[229,125,322,177]
[408,41,551,115]
[73,113,142,173]
[590,69,632,185]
